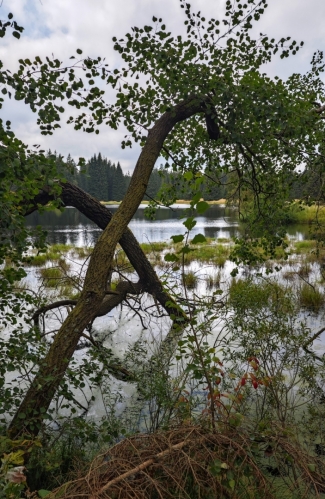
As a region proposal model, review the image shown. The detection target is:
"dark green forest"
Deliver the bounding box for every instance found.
[56,150,324,204]
[54,151,227,202]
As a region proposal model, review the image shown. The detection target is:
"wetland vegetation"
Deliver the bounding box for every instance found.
[2,1,325,498]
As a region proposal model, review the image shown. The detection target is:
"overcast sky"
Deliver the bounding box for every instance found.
[1,0,325,172]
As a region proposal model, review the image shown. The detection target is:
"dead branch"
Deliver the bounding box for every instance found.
[47,423,325,499]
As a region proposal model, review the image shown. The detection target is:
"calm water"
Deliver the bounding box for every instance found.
[26,204,240,246]
[26,203,311,246]
[17,204,325,423]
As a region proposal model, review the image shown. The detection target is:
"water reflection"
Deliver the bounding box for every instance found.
[26,204,240,245]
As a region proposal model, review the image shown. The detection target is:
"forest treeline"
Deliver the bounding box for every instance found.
[53,151,324,203]
[53,151,227,202]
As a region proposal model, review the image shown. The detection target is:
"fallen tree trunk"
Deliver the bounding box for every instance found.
[9,95,207,438]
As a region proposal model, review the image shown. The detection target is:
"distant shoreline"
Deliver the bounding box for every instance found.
[100,198,227,206]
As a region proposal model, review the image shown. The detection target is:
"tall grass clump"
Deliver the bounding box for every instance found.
[182,271,198,289]
[141,241,168,253]
[114,249,134,272]
[228,278,291,313]
[205,271,221,289]
[29,244,74,266]
[299,284,324,312]
[293,240,317,254]
[72,246,92,258]
[39,267,64,288]
[186,243,230,267]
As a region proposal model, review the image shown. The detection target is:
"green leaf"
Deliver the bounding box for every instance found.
[12,31,21,39]
[228,479,235,490]
[191,233,206,244]
[38,490,51,498]
[164,253,179,262]
[76,48,83,54]
[183,171,193,181]
[196,201,209,214]
[171,234,184,243]
[183,217,196,231]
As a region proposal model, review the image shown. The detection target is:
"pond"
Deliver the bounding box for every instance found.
[5,202,323,426]
[25,203,310,245]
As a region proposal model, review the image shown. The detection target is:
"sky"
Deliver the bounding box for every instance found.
[1,0,325,173]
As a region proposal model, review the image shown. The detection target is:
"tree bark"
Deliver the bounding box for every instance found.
[25,181,185,321]
[9,95,207,438]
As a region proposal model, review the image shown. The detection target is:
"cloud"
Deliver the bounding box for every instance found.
[1,0,324,170]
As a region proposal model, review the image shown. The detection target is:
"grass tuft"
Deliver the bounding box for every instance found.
[39,267,63,288]
[299,284,324,312]
[183,271,198,289]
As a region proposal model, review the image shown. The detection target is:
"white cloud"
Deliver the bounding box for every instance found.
[1,0,325,171]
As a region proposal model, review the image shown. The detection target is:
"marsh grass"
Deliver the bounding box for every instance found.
[58,258,71,272]
[288,203,325,224]
[205,272,221,289]
[72,246,92,258]
[139,239,232,268]
[60,286,80,300]
[50,244,73,253]
[114,249,134,272]
[29,244,74,266]
[282,270,296,281]
[297,263,312,278]
[293,240,317,254]
[228,279,290,311]
[299,284,324,312]
[183,244,230,267]
[140,242,168,253]
[183,271,198,289]
[29,253,49,266]
[39,267,64,288]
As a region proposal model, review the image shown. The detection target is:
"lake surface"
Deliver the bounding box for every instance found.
[26,203,309,245]
[7,202,323,425]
